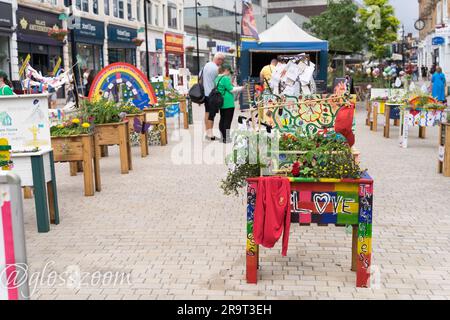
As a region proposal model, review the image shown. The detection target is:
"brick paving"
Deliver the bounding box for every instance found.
[22,104,450,300]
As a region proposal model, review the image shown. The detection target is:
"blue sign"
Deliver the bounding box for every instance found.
[108,25,137,43]
[74,18,104,40]
[155,39,163,50]
[216,45,230,53]
[432,36,445,45]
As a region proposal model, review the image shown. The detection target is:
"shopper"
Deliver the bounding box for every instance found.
[215,64,243,143]
[431,66,447,103]
[85,70,96,97]
[260,58,278,89]
[0,70,14,96]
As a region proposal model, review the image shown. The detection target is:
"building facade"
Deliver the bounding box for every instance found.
[418,0,450,79]
[0,0,18,81]
[268,0,328,17]
[4,0,184,83]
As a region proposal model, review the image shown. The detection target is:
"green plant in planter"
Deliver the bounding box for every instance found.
[119,102,142,115]
[50,117,93,137]
[80,99,126,124]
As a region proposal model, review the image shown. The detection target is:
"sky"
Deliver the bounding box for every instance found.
[389,0,419,35]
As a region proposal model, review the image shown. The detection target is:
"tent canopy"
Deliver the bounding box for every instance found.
[258,15,324,43]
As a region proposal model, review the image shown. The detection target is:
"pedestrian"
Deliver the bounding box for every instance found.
[260,58,278,90]
[432,66,447,103]
[0,70,14,96]
[85,69,96,97]
[215,64,243,143]
[201,53,225,141]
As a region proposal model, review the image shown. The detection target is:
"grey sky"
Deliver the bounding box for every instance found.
[389,0,419,35]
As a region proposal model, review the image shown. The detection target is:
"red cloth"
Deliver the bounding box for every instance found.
[254,177,291,256]
[335,104,355,147]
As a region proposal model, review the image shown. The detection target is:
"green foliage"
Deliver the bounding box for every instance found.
[220,163,262,197]
[358,0,400,59]
[80,100,126,124]
[303,0,367,53]
[50,118,92,137]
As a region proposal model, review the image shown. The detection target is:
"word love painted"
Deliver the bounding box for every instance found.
[291,192,356,215]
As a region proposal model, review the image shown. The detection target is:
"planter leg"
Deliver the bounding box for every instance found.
[351,225,358,272]
[82,157,95,197]
[419,126,426,139]
[31,155,50,233]
[70,162,78,176]
[101,145,109,157]
[48,151,60,225]
[371,105,377,132]
[23,187,33,199]
[384,106,390,138]
[246,182,259,284]
[119,126,129,174]
[140,133,147,158]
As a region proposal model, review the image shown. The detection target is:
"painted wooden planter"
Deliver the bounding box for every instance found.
[125,113,149,158]
[95,121,133,174]
[399,108,446,148]
[51,134,101,196]
[246,173,374,288]
[383,103,401,138]
[438,123,450,177]
[143,107,168,146]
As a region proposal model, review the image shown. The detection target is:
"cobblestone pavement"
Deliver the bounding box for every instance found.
[22,104,450,300]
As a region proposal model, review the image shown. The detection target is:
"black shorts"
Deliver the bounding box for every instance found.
[204,96,217,121]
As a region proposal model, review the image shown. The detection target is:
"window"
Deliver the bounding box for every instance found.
[82,0,89,12]
[178,9,182,29]
[168,3,177,29]
[119,0,124,19]
[137,0,141,22]
[76,0,81,10]
[104,0,110,15]
[162,4,166,26]
[127,0,132,20]
[113,0,118,17]
[93,0,98,14]
[154,4,159,26]
[146,1,152,25]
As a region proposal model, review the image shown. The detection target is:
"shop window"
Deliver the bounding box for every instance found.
[105,0,110,15]
[0,36,10,79]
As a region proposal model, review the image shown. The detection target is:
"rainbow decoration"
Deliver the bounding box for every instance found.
[88,63,157,109]
[246,172,373,288]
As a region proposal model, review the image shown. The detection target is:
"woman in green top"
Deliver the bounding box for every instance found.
[215,64,243,143]
[0,70,14,96]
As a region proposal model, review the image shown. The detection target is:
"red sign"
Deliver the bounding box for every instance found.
[165,33,184,54]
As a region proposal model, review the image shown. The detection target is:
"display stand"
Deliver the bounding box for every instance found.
[51,133,101,196]
[95,122,133,174]
[10,148,60,233]
[246,173,374,288]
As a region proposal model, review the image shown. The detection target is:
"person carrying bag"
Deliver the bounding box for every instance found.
[189,67,205,104]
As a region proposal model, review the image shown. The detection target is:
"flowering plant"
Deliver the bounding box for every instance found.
[50,117,93,137]
[48,28,68,41]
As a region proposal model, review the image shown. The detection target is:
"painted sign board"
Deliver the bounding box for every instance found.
[0,94,51,152]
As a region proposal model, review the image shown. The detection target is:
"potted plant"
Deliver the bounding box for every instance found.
[185,45,195,51]
[51,117,101,196]
[80,100,133,174]
[228,48,236,54]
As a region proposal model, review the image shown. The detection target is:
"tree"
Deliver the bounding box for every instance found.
[358,0,400,59]
[303,0,367,54]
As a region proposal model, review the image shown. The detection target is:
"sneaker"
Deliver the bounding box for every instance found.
[205,135,218,141]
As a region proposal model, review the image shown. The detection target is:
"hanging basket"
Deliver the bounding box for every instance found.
[185,46,195,51]
[132,38,145,47]
[228,48,236,54]
[48,29,68,41]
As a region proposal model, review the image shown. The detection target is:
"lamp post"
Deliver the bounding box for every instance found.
[143,0,150,79]
[195,1,201,75]
[68,0,80,106]
[234,0,240,75]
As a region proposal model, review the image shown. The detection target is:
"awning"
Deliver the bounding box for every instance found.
[0,26,13,37]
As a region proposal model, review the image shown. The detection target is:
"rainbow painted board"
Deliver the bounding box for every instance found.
[246,172,374,288]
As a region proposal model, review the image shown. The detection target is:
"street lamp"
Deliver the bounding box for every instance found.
[143,0,151,79]
[234,0,240,75]
[195,2,201,75]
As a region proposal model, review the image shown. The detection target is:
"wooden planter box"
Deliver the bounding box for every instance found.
[125,113,149,158]
[51,134,101,197]
[246,173,374,288]
[438,123,450,177]
[143,107,168,146]
[95,121,133,174]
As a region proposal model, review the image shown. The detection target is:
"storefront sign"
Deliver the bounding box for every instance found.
[108,25,137,43]
[17,6,62,37]
[165,33,184,54]
[432,36,445,46]
[155,38,163,51]
[0,2,13,28]
[216,45,230,53]
[74,18,104,40]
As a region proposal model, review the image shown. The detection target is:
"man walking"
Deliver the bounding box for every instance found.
[201,53,225,140]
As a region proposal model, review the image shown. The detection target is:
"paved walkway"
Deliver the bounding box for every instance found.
[22,104,450,300]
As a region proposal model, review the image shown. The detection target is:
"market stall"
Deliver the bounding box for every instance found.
[368,88,405,133]
[239,16,328,97]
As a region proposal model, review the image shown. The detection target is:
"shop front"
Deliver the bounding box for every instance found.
[140,36,164,78]
[165,33,184,76]
[73,18,104,73]
[0,1,13,79]
[16,6,64,76]
[107,25,137,65]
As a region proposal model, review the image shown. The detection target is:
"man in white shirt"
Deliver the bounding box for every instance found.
[201,53,225,140]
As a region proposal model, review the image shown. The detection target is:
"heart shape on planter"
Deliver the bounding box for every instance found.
[313,193,331,214]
